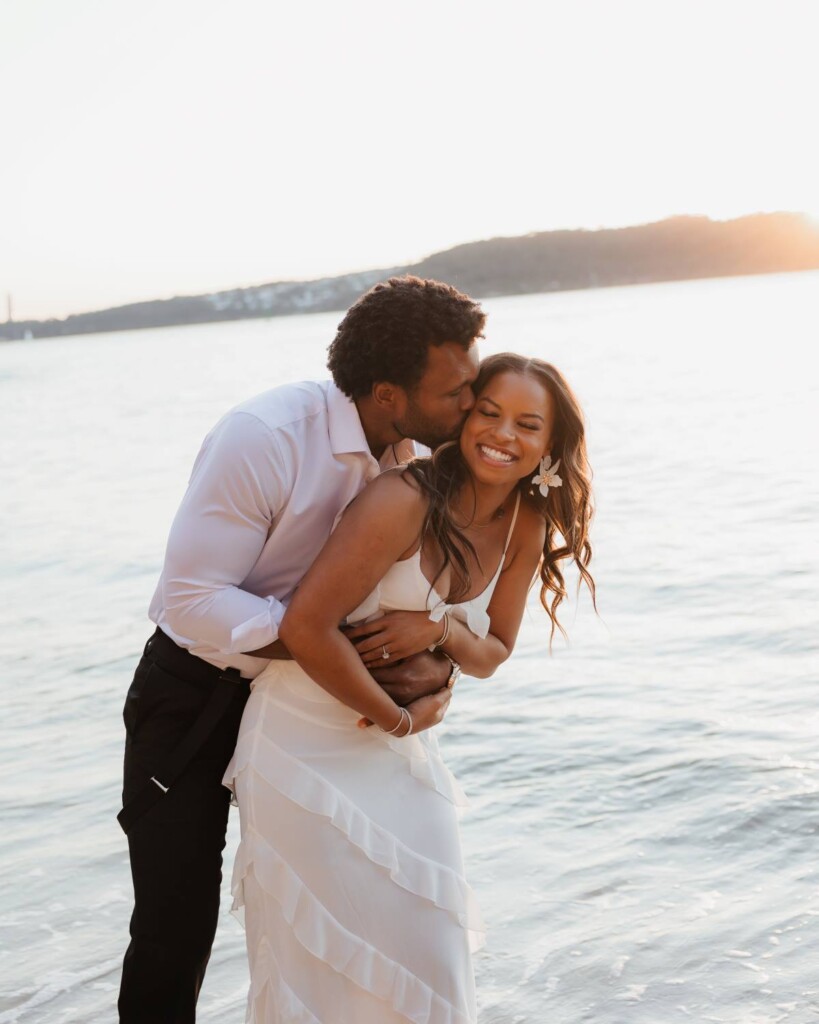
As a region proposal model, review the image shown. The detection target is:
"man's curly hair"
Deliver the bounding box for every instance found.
[327,276,486,399]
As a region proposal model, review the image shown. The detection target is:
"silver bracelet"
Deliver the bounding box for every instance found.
[397,707,412,737]
[384,707,409,735]
[432,611,450,650]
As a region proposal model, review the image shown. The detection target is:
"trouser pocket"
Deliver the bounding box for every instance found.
[122,656,158,738]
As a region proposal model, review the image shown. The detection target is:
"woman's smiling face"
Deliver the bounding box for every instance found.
[459,370,556,486]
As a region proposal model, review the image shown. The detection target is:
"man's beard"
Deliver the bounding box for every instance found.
[395,411,464,450]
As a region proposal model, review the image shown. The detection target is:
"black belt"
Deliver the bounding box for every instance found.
[117,631,248,835]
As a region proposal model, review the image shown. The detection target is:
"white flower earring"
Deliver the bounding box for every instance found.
[531,454,562,496]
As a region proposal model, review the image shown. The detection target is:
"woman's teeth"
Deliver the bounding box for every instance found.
[479,444,514,463]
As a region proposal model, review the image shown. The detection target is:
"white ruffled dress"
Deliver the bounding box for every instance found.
[223,496,520,1024]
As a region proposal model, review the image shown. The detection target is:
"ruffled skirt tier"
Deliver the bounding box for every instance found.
[223,661,483,1024]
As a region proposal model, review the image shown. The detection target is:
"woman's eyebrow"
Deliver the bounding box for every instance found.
[479,395,545,421]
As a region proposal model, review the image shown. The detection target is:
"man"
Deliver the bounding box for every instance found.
[118,275,485,1022]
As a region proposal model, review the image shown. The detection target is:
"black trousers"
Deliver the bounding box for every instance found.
[118,630,251,1024]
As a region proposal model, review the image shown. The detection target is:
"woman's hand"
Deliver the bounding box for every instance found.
[346,611,445,666]
[357,688,452,734]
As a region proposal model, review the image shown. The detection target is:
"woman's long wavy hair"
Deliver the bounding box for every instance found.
[404,353,596,644]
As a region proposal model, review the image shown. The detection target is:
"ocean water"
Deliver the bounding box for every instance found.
[1,271,818,1023]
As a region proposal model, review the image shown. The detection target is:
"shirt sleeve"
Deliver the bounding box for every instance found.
[159,411,290,653]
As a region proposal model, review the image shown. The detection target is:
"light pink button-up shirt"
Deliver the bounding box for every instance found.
[149,380,421,677]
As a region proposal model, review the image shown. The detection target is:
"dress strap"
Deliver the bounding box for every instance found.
[502,492,521,556]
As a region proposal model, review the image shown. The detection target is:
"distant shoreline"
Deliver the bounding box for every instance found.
[3,213,818,342]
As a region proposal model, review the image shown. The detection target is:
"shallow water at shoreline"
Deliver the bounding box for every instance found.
[2,271,818,1022]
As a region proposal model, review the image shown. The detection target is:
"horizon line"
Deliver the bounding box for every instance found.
[5,209,813,326]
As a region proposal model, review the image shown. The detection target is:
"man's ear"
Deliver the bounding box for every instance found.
[371,381,403,411]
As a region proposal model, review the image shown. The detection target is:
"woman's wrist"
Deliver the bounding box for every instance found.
[382,706,412,737]
[428,611,450,652]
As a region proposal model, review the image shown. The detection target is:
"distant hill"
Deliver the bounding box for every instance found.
[4,213,819,341]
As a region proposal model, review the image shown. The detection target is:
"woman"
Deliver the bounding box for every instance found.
[224,353,595,1023]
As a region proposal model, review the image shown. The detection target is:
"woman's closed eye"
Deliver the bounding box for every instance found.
[478,408,541,431]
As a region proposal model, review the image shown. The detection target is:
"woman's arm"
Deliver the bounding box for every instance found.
[348,503,547,678]
[278,472,444,734]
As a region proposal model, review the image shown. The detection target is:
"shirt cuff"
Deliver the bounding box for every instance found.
[228,595,287,653]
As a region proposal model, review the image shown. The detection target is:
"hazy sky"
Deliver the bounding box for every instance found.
[1,0,816,320]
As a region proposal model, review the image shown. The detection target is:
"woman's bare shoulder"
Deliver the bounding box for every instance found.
[510,495,547,557]
[345,466,428,521]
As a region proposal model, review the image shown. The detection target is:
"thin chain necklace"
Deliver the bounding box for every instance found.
[454,497,508,530]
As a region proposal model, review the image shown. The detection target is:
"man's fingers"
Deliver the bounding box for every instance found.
[369,665,402,683]
[373,681,412,705]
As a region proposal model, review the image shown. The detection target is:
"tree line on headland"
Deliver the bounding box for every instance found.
[3,213,819,342]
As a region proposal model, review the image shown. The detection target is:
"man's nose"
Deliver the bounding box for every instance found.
[460,387,476,413]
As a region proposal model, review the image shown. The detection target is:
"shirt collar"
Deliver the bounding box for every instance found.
[326,381,371,456]
[326,381,426,464]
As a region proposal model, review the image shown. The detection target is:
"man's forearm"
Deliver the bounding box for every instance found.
[244,641,453,696]
[245,638,293,659]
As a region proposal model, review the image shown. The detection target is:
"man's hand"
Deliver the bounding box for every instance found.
[368,649,451,705]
